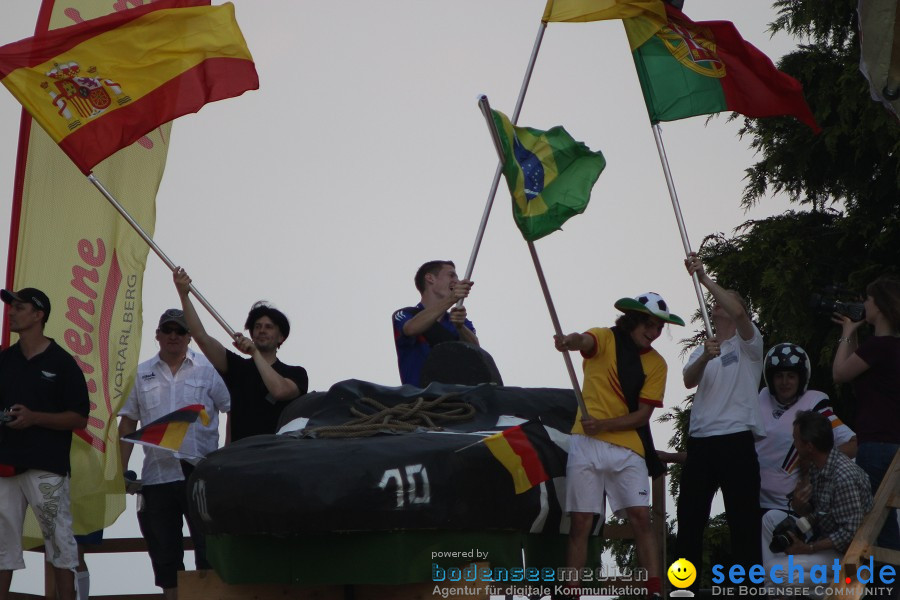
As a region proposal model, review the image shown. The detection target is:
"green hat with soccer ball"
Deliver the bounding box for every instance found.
[614,292,685,327]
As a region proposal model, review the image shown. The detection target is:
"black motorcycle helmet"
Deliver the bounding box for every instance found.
[763,342,811,400]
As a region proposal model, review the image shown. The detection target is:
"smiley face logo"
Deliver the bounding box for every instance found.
[667,558,696,589]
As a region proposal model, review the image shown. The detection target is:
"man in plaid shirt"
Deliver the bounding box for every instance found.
[762,410,873,595]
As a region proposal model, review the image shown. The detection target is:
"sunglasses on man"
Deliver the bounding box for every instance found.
[159,326,188,336]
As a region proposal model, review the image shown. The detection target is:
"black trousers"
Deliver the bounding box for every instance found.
[675,430,762,590]
[136,464,208,589]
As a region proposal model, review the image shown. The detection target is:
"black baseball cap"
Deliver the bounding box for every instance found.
[158,308,189,332]
[1,288,51,318]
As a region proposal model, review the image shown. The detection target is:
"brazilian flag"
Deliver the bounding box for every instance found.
[492,109,606,242]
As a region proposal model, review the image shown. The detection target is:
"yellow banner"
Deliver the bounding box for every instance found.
[12,0,170,545]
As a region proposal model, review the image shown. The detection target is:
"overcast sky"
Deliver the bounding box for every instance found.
[1,1,804,595]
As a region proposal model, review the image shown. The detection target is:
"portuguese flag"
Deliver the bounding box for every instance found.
[624,4,820,132]
[491,109,606,242]
[484,421,568,494]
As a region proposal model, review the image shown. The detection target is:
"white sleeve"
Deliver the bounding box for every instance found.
[118,375,141,420]
[739,324,764,361]
[210,368,230,413]
[682,344,705,377]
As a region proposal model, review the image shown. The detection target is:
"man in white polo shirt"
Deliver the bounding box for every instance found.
[675,253,765,591]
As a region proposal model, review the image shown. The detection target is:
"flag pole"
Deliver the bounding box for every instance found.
[524,241,588,416]
[457,21,548,308]
[650,124,714,337]
[87,174,238,338]
[477,95,587,416]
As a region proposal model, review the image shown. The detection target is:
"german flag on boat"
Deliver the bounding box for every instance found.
[484,420,568,494]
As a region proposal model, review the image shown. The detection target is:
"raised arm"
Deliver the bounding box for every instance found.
[554,332,596,355]
[232,336,302,402]
[401,280,473,338]
[173,267,228,372]
[685,253,755,341]
[831,314,869,383]
[683,339,721,388]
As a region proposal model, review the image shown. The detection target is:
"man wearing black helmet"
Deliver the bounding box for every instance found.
[756,343,857,516]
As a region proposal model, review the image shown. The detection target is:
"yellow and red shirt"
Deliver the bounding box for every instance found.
[571,327,667,456]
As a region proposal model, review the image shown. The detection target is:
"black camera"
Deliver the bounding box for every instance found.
[769,515,813,553]
[0,408,14,425]
[809,286,865,322]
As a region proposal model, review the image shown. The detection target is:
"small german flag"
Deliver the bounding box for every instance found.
[122,404,210,454]
[484,420,568,494]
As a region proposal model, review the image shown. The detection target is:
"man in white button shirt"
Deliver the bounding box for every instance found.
[118,309,230,600]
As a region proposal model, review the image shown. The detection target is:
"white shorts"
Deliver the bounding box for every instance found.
[0,470,78,570]
[565,435,650,517]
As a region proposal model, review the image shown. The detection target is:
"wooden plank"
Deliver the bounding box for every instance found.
[28,537,191,554]
[840,452,900,564]
[887,492,900,509]
[86,537,192,553]
[177,570,342,600]
[872,546,900,566]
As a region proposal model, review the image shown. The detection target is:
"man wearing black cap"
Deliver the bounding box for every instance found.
[173,268,308,441]
[0,288,89,600]
[118,309,230,600]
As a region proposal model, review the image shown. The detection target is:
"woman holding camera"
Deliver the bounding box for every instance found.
[832,275,900,551]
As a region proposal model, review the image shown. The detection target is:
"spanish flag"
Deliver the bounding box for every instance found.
[484,421,568,494]
[122,404,210,455]
[0,0,258,175]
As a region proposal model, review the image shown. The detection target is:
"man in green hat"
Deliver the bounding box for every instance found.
[555,292,684,600]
